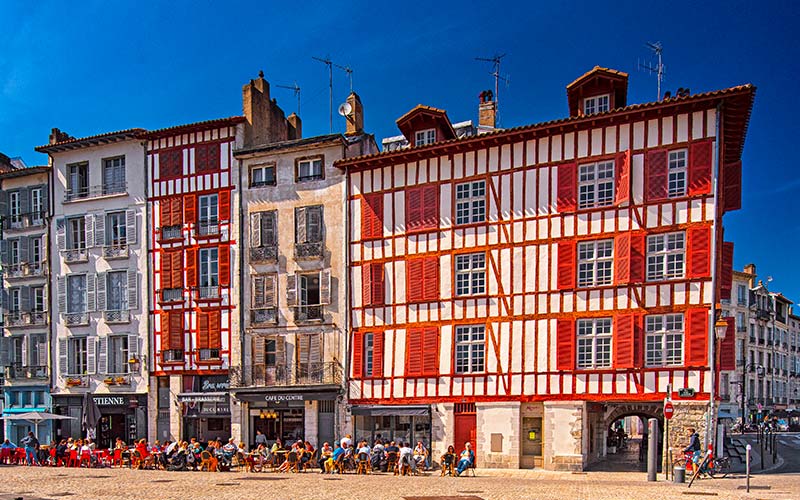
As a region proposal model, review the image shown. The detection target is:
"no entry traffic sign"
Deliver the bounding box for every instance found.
[664,401,674,419]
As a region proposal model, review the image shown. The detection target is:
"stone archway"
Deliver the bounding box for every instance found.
[604,403,663,428]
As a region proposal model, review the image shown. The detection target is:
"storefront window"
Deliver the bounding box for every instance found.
[354,413,432,447]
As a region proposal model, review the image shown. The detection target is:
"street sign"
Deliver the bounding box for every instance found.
[677,388,696,398]
[664,401,674,420]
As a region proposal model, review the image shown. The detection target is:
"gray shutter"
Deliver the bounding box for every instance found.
[21,336,29,367]
[56,218,66,250]
[86,273,96,312]
[310,334,322,364]
[58,338,67,376]
[19,189,29,217]
[286,273,298,307]
[266,275,277,307]
[320,269,331,305]
[98,337,108,374]
[295,207,307,243]
[43,281,49,312]
[298,334,309,365]
[19,236,29,264]
[250,212,262,248]
[253,275,265,307]
[96,272,107,311]
[0,240,8,265]
[37,338,47,367]
[127,269,138,310]
[87,337,97,374]
[0,337,9,367]
[128,333,139,359]
[20,285,31,312]
[85,214,95,248]
[39,185,48,214]
[126,209,137,245]
[94,213,105,247]
[308,206,322,242]
[57,276,67,313]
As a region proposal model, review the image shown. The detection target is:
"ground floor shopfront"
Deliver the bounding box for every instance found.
[152,374,233,443]
[51,393,147,447]
[2,385,52,444]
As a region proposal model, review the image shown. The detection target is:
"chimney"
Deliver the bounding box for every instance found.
[242,70,283,148]
[49,127,72,145]
[744,263,757,288]
[287,113,302,140]
[344,92,364,136]
[478,90,496,130]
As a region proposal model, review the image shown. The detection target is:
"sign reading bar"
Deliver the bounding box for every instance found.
[178,393,228,403]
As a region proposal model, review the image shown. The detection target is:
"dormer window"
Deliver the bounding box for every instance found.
[584,94,610,115]
[415,129,436,147]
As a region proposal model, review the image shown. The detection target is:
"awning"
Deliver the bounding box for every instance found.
[232,389,339,403]
[2,407,47,415]
[718,407,740,419]
[351,405,430,417]
[177,392,228,403]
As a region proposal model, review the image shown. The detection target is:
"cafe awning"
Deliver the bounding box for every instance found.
[351,405,430,417]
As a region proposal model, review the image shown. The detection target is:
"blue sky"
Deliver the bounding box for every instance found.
[2,0,799,300]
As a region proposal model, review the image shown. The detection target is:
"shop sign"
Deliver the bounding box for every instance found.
[93,396,128,407]
[264,394,304,402]
[199,376,230,392]
[178,394,228,403]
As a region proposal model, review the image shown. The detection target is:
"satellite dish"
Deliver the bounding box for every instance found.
[338,102,352,117]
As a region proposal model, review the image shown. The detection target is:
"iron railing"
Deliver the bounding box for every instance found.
[196,286,220,300]
[5,364,47,380]
[65,181,127,202]
[64,312,89,326]
[104,310,130,324]
[3,212,46,230]
[250,245,278,263]
[294,305,323,321]
[198,348,220,361]
[62,248,89,263]
[251,308,278,325]
[160,225,182,240]
[161,350,185,363]
[160,288,183,303]
[1,262,43,279]
[196,221,220,236]
[102,243,129,259]
[294,242,323,259]
[248,361,342,387]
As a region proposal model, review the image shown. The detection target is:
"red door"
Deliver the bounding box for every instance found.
[454,403,477,464]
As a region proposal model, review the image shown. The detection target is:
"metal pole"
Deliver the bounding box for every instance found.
[772,433,777,464]
[745,444,751,493]
[647,418,658,482]
[664,418,670,480]
[760,427,764,470]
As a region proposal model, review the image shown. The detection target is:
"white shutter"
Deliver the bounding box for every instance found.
[86,337,97,374]
[250,212,262,248]
[94,213,105,247]
[43,279,49,312]
[96,272,107,311]
[127,269,138,310]
[86,274,96,312]
[295,207,307,243]
[98,337,108,375]
[57,276,67,313]
[21,336,29,367]
[85,214,95,248]
[58,338,68,376]
[320,269,331,305]
[126,209,137,245]
[286,273,298,307]
[128,334,139,360]
[56,218,66,250]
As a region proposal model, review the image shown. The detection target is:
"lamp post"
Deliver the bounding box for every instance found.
[712,317,728,451]
[742,363,766,428]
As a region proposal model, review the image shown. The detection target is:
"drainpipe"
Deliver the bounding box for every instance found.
[143,141,153,441]
[342,144,352,438]
[237,154,246,443]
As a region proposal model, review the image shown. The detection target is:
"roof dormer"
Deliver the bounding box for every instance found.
[566,66,629,117]
[396,105,457,147]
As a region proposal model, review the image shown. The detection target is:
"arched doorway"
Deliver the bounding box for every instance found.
[590,403,664,472]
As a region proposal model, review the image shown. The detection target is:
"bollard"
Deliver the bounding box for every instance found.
[647,418,659,482]
[772,434,777,464]
[760,430,764,470]
[673,466,686,483]
[746,444,751,493]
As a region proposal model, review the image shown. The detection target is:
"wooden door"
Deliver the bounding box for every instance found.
[454,409,477,464]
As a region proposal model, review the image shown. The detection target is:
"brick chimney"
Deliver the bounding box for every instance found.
[242,70,292,148]
[49,127,73,145]
[743,263,757,288]
[287,113,302,140]
[344,92,364,136]
[478,90,496,130]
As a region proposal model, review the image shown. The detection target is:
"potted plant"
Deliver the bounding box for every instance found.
[104,377,116,385]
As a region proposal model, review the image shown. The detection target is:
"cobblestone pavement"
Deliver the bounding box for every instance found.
[0,466,797,500]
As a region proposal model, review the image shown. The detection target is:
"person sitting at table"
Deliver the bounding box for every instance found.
[358,440,371,455]
[325,442,345,473]
[277,440,302,472]
[54,439,68,464]
[1,438,16,449]
[67,438,77,451]
[413,441,428,470]
[455,442,474,476]
[114,438,126,450]
[318,442,332,473]
[221,438,237,465]
[398,442,417,474]
[135,439,151,469]
[301,440,315,468]
[440,445,456,475]
[370,440,385,471]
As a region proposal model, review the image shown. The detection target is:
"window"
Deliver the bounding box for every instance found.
[31,188,43,217]
[102,156,126,194]
[363,333,375,377]
[251,210,278,247]
[454,325,485,373]
[30,335,46,367]
[265,338,280,366]
[67,217,86,249]
[578,160,614,209]
[297,157,323,182]
[455,253,486,296]
[32,287,45,312]
[361,193,384,240]
[9,191,20,223]
[159,149,183,179]
[455,180,486,224]
[737,312,746,332]
[577,239,613,287]
[646,232,685,281]
[577,318,612,368]
[645,314,684,366]
[67,275,87,313]
[584,94,610,115]
[667,149,687,197]
[737,285,748,306]
[68,337,88,375]
[108,336,129,374]
[406,327,439,376]
[9,288,21,312]
[362,263,385,306]
[198,194,219,226]
[195,143,220,173]
[31,237,42,264]
[106,271,128,311]
[67,162,89,200]
[106,211,127,245]
[250,164,276,187]
[406,185,439,231]
[11,336,23,364]
[199,248,219,288]
[299,273,321,306]
[414,129,436,146]
[295,206,323,243]
[9,239,19,265]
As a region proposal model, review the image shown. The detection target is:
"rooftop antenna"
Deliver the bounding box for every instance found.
[275,82,301,115]
[475,53,510,126]
[638,41,666,100]
[333,62,354,93]
[312,56,334,133]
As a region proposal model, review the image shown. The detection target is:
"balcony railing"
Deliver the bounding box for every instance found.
[160,225,182,241]
[198,348,221,361]
[62,248,89,263]
[249,361,342,387]
[65,182,127,202]
[196,286,220,300]
[102,243,129,259]
[196,220,220,237]
[0,262,44,279]
[64,312,89,326]
[293,305,323,322]
[5,364,47,380]
[161,350,185,363]
[104,310,130,324]
[755,309,771,321]
[4,312,28,328]
[294,242,323,260]
[251,307,278,325]
[250,245,278,264]
[737,326,748,333]
[4,264,25,279]
[160,288,183,303]
[2,212,46,230]
[64,374,90,388]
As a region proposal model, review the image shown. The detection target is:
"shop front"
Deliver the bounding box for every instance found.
[2,386,51,444]
[351,405,431,447]
[178,375,232,442]
[52,393,147,445]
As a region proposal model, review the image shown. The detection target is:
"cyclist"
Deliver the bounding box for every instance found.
[682,427,701,472]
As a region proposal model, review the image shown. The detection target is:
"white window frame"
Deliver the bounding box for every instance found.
[577,239,614,287]
[646,232,685,281]
[31,237,42,264]
[576,318,612,369]
[199,247,219,288]
[414,128,436,147]
[737,285,748,306]
[9,191,20,221]
[67,274,87,313]
[102,156,126,194]
[584,94,610,115]
[31,188,43,215]
[33,287,45,312]
[106,211,127,246]
[108,335,130,374]
[106,270,129,311]
[363,333,374,377]
[9,239,19,265]
[455,180,486,225]
[68,217,86,250]
[198,194,218,225]
[645,314,684,367]
[68,337,88,375]
[10,288,21,312]
[250,164,276,187]
[455,253,486,296]
[454,325,486,374]
[668,149,687,198]
[578,160,615,209]
[297,158,323,182]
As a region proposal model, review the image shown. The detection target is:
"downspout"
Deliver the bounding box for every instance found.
[342,144,352,437]
[237,154,246,442]
[706,103,723,450]
[143,141,153,441]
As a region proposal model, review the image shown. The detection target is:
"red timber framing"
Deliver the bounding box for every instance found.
[338,85,755,406]
[142,118,243,376]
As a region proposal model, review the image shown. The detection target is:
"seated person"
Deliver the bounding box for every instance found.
[220,438,237,466]
[55,439,69,462]
[325,442,345,473]
[413,441,428,469]
[301,441,315,467]
[440,445,456,474]
[398,442,417,473]
[370,440,385,471]
[455,442,474,476]
[0,439,16,449]
[318,442,332,473]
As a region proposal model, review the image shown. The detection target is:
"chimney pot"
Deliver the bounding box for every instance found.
[345,92,364,136]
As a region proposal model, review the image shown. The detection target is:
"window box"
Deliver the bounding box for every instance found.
[104,310,131,324]
[65,375,89,387]
[250,245,278,264]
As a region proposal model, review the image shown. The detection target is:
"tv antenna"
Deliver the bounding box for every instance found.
[475,53,510,125]
[275,82,301,115]
[638,41,666,100]
[313,56,354,133]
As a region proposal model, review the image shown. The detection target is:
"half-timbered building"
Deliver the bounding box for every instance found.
[336,67,754,470]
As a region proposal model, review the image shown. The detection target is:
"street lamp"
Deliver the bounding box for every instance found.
[742,363,765,428]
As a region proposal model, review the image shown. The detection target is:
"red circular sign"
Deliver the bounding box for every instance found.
[664,402,674,419]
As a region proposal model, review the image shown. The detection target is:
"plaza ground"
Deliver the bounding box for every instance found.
[0,466,797,500]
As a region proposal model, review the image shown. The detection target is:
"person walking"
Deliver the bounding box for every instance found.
[20,431,40,466]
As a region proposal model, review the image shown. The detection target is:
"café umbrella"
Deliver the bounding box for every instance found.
[82,392,103,439]
[0,411,75,437]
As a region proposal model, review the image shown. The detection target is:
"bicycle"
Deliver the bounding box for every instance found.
[674,451,729,479]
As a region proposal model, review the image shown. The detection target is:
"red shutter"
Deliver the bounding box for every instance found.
[160,313,171,350]
[373,332,384,378]
[689,140,713,195]
[421,185,439,229]
[161,251,173,289]
[184,194,197,224]
[719,317,736,371]
[218,190,231,222]
[352,331,363,379]
[186,248,197,287]
[197,312,209,349]
[557,162,577,212]
[208,310,221,349]
[372,263,385,305]
[645,149,668,202]
[556,319,575,371]
[422,327,440,376]
[423,257,439,301]
[159,199,172,228]
[361,193,383,240]
[722,160,742,212]
[207,142,221,171]
[169,312,184,350]
[614,314,636,368]
[720,242,734,300]
[615,150,631,205]
[406,187,423,231]
[218,245,230,286]
[406,328,423,376]
[688,226,711,278]
[557,241,576,290]
[630,232,646,283]
[615,233,631,285]
[407,258,424,303]
[362,264,373,306]
[686,308,709,366]
[171,251,183,287]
